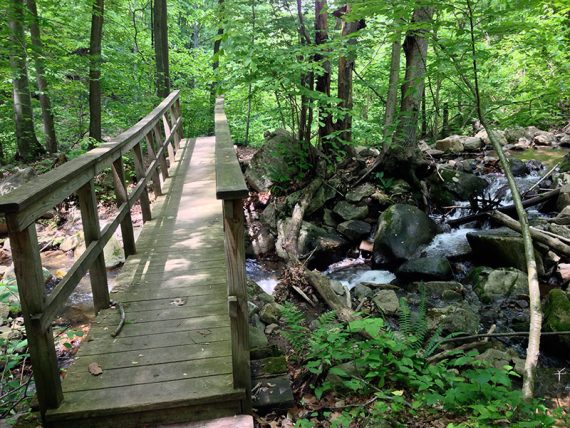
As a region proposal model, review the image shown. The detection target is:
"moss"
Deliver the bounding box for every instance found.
[543,289,570,332]
[259,356,287,375]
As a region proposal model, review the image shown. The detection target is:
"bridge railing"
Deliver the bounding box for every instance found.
[0,91,183,414]
[214,97,251,412]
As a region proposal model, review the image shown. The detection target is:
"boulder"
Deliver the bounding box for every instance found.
[397,256,453,281]
[0,167,36,196]
[466,228,544,275]
[475,129,508,146]
[416,281,464,301]
[306,183,337,216]
[504,127,527,144]
[259,302,283,325]
[250,225,276,257]
[244,129,314,192]
[475,348,525,375]
[558,134,570,147]
[337,220,371,242]
[559,153,570,174]
[543,289,570,352]
[428,303,480,335]
[333,201,369,221]
[435,135,464,153]
[508,158,529,177]
[467,267,528,303]
[372,289,400,315]
[373,204,439,260]
[511,138,532,151]
[533,132,556,146]
[346,183,376,203]
[557,185,570,211]
[352,283,374,300]
[323,209,338,227]
[430,168,488,206]
[462,136,483,151]
[524,126,544,140]
[249,325,269,349]
[276,219,348,262]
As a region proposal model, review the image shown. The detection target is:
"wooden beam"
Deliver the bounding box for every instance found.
[145,133,162,196]
[112,157,136,257]
[133,142,152,222]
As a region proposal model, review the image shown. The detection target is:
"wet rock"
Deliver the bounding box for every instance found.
[430,168,488,206]
[374,204,438,260]
[415,281,464,300]
[428,303,480,335]
[244,129,315,192]
[337,220,371,242]
[466,228,544,275]
[543,289,570,352]
[0,167,36,196]
[346,183,376,203]
[260,302,282,325]
[249,325,269,349]
[467,267,528,303]
[333,201,369,221]
[276,219,349,263]
[352,283,374,300]
[508,158,529,177]
[323,209,338,227]
[397,256,453,281]
[475,129,508,146]
[372,289,399,315]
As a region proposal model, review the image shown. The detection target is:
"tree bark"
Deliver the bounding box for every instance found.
[27,0,57,153]
[382,28,401,151]
[296,0,313,146]
[393,6,434,160]
[89,0,104,144]
[314,1,334,150]
[211,0,224,110]
[153,0,170,98]
[8,0,43,161]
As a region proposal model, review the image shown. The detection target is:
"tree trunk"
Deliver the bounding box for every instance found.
[314,0,334,150]
[382,28,401,151]
[392,6,434,160]
[8,0,43,161]
[211,0,224,110]
[336,6,363,146]
[244,0,256,146]
[441,101,450,138]
[153,0,170,98]
[27,0,57,153]
[296,0,313,146]
[89,0,104,144]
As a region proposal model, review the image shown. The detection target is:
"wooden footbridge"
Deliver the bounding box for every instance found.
[0,92,254,427]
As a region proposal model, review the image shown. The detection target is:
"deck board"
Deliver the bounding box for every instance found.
[46,137,245,426]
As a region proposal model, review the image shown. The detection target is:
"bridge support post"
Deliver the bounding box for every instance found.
[223,199,252,413]
[112,158,137,257]
[6,217,63,415]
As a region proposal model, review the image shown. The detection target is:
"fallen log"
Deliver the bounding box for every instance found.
[304,268,355,323]
[448,188,560,227]
[489,210,570,258]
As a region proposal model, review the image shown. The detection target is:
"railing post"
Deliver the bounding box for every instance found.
[133,142,152,222]
[222,199,251,412]
[76,180,110,312]
[145,133,163,196]
[112,157,136,256]
[169,106,181,150]
[152,124,170,179]
[162,113,176,165]
[5,216,62,414]
[174,97,184,140]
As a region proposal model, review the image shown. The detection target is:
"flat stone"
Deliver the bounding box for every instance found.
[372,289,399,314]
[337,220,371,242]
[346,183,376,203]
[249,325,269,349]
[397,256,452,281]
[333,201,369,221]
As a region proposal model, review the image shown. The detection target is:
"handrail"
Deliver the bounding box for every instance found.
[0,91,184,415]
[214,96,251,412]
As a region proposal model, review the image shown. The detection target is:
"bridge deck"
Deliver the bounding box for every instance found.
[46,137,247,427]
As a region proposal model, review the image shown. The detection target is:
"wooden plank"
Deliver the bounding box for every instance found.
[214,97,248,200]
[5,217,62,412]
[144,132,163,196]
[77,181,109,312]
[153,124,170,180]
[120,293,226,312]
[166,415,254,428]
[47,374,239,420]
[132,142,152,222]
[222,199,251,411]
[112,157,136,257]
[63,356,232,392]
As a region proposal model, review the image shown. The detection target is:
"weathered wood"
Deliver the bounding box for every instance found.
[162,111,176,165]
[169,106,181,150]
[153,124,170,179]
[112,157,136,257]
[132,142,152,222]
[5,217,62,413]
[77,181,109,312]
[145,133,163,196]
[214,97,248,200]
[222,199,251,412]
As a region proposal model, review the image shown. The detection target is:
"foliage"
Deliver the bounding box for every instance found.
[282,303,557,427]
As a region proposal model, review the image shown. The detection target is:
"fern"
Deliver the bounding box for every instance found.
[281,302,310,354]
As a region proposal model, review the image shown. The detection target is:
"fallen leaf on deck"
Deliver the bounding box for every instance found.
[88,362,103,376]
[170,298,186,306]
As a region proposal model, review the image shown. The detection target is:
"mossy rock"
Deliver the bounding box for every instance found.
[467,266,528,304]
[543,289,570,352]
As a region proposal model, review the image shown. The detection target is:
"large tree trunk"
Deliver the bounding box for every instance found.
[27,0,57,153]
[153,0,170,98]
[89,0,104,144]
[382,28,401,151]
[211,0,224,110]
[296,0,313,146]
[392,6,434,161]
[314,1,334,151]
[8,0,43,161]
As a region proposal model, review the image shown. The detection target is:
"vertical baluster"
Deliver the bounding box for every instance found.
[169,105,180,150]
[152,124,170,179]
[6,216,62,414]
[174,97,184,141]
[133,142,152,222]
[76,180,110,312]
[144,132,163,196]
[112,157,136,256]
[162,112,176,164]
[222,199,251,412]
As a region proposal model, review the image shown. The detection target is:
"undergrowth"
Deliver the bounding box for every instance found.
[282,302,563,427]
